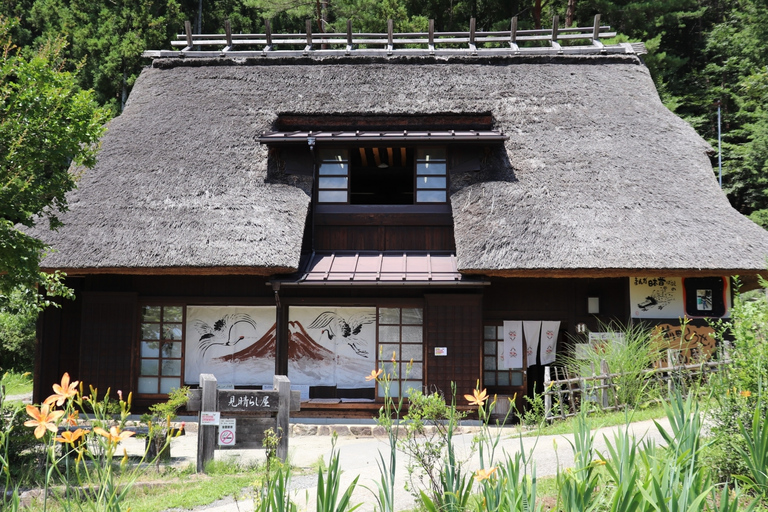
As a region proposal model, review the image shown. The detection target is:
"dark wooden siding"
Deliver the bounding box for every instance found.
[35,290,83,404]
[424,294,483,397]
[79,292,137,398]
[314,211,455,252]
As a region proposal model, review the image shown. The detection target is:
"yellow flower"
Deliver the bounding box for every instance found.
[365,368,383,381]
[24,404,65,439]
[474,467,497,482]
[94,426,135,445]
[592,459,607,466]
[44,372,79,407]
[464,388,489,406]
[56,428,87,445]
[741,390,752,398]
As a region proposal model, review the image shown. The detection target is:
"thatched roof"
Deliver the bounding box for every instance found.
[32,54,768,276]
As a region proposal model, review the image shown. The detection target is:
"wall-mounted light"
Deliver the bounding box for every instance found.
[587,297,600,315]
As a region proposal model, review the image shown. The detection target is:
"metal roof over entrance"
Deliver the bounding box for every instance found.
[282,252,486,286]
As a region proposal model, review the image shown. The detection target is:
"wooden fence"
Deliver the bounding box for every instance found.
[142,15,648,59]
[543,358,727,421]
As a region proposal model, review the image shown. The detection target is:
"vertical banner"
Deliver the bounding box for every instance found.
[523,321,542,367]
[539,321,561,365]
[502,320,524,369]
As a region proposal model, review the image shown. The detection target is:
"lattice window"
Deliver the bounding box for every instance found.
[138,305,184,395]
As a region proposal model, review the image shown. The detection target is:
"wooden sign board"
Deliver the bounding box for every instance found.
[188,389,301,412]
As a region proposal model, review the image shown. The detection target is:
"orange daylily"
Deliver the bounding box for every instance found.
[465,388,489,406]
[56,428,87,445]
[24,404,65,439]
[45,372,79,407]
[94,426,135,445]
[63,410,80,427]
[474,467,497,482]
[741,390,752,398]
[366,368,383,381]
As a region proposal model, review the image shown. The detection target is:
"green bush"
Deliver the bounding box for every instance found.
[706,278,768,484]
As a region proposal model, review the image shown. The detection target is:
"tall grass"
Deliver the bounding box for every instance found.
[562,321,659,408]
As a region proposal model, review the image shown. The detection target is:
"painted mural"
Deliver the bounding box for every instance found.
[288,307,376,389]
[651,321,717,366]
[630,276,731,319]
[630,277,685,319]
[184,306,276,386]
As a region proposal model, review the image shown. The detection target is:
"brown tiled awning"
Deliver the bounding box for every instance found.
[282,252,486,286]
[257,130,506,145]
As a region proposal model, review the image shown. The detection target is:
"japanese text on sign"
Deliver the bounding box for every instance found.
[227,395,270,409]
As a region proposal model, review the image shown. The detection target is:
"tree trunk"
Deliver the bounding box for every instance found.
[534,0,542,29]
[566,0,576,27]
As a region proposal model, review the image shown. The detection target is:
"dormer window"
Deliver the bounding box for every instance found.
[316,146,448,205]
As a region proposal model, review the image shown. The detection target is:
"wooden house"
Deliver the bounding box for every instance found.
[29,21,768,414]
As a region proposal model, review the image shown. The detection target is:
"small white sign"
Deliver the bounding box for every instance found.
[218,418,236,446]
[200,412,220,425]
[434,347,447,356]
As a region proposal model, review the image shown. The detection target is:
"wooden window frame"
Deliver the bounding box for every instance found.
[375,305,425,400]
[315,145,449,206]
[136,303,186,398]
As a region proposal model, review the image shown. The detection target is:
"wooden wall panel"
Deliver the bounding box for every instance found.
[79,292,137,398]
[35,285,83,403]
[315,225,455,251]
[424,294,483,398]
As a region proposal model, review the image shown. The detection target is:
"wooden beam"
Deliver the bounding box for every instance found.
[400,147,406,166]
[386,147,393,166]
[372,147,382,167]
[469,17,476,52]
[224,19,232,50]
[428,19,435,53]
[305,19,312,51]
[265,19,273,49]
[197,374,217,473]
[184,20,193,50]
[359,147,368,167]
[346,19,353,52]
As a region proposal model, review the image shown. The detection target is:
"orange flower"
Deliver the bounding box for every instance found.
[63,410,79,427]
[94,426,135,445]
[56,428,87,445]
[45,373,79,407]
[474,467,497,482]
[24,404,65,439]
[741,390,752,398]
[464,388,489,406]
[366,368,383,381]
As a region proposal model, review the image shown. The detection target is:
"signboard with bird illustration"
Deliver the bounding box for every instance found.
[288,307,377,389]
[184,306,276,386]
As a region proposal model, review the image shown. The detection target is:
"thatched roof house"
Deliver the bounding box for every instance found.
[34,54,768,276]
[30,38,768,414]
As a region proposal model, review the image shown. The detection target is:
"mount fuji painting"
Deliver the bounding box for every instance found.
[184,305,377,389]
[289,307,376,389]
[184,306,276,386]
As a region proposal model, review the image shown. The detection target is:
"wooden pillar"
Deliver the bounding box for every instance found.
[273,286,289,376]
[197,374,217,473]
[275,375,291,462]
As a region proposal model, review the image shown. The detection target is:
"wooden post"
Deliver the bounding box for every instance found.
[197,374,217,473]
[275,375,291,462]
[600,359,609,409]
[184,20,193,50]
[544,366,551,420]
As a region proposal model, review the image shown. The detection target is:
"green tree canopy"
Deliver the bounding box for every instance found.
[0,16,108,312]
